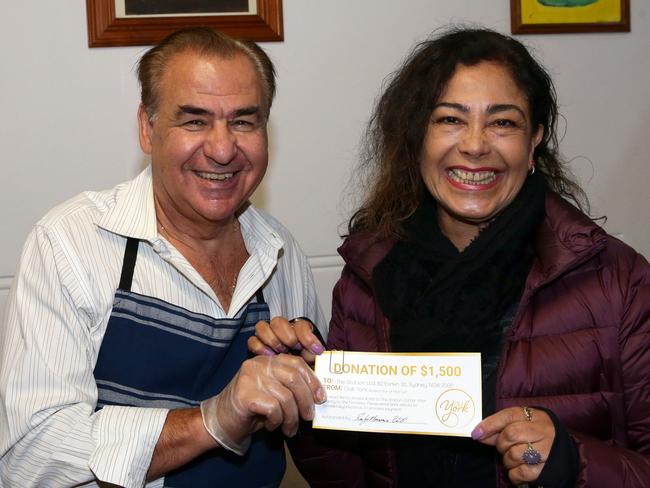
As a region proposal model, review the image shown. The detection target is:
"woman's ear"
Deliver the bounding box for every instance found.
[137,104,154,155]
[530,123,544,158]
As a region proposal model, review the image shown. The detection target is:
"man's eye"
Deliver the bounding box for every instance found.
[231,119,256,130]
[184,119,206,128]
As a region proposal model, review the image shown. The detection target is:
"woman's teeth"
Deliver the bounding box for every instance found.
[196,171,234,181]
[448,169,496,185]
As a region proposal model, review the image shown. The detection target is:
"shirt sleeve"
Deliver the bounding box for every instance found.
[0,224,168,488]
[289,241,327,340]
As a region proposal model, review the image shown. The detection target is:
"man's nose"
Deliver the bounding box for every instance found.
[203,123,237,164]
[458,125,490,158]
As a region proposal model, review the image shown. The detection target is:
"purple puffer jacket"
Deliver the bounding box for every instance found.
[289,193,650,487]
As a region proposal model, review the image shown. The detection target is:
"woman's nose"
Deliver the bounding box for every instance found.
[458,125,490,158]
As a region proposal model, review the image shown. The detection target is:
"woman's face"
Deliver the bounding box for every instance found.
[420,61,543,237]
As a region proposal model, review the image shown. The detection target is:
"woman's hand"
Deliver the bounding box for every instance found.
[471,406,555,485]
[248,316,325,365]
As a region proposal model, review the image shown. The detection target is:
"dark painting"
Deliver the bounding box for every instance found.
[125,0,250,15]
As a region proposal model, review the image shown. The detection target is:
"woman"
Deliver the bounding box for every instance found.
[251,27,650,487]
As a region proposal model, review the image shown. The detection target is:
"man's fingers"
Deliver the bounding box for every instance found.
[273,354,326,409]
[246,396,284,434]
[261,380,301,436]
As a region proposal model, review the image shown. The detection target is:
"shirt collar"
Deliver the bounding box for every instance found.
[238,204,285,260]
[96,165,286,258]
[96,165,157,241]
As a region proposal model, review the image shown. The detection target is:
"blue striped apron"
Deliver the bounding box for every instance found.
[94,238,285,487]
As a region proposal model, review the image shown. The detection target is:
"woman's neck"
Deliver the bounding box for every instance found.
[436,210,487,252]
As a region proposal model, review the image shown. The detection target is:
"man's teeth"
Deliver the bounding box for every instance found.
[196,171,234,181]
[448,169,496,185]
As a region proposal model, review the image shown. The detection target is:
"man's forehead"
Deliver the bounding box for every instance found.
[162,51,261,91]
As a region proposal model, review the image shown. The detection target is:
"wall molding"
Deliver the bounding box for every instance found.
[0,254,344,292]
[0,276,12,291]
[307,254,344,270]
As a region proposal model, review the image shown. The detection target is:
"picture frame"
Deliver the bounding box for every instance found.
[510,0,630,34]
[86,0,283,47]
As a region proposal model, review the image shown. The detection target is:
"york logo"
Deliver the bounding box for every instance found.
[435,389,475,428]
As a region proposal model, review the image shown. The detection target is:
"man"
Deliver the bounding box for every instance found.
[0,28,326,487]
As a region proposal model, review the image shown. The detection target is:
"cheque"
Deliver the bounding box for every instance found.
[313,351,482,437]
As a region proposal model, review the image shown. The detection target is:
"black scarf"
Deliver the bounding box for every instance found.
[374,171,546,355]
[372,172,546,487]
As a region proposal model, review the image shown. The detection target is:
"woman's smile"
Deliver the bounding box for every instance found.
[446,167,501,189]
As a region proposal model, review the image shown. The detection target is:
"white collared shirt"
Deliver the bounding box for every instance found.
[0,166,326,488]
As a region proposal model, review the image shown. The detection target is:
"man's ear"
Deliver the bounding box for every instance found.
[137,104,154,155]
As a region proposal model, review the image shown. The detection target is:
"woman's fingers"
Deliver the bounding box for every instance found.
[472,406,555,485]
[251,317,326,363]
[252,318,293,353]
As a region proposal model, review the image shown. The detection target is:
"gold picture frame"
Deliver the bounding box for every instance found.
[86,0,283,47]
[511,0,630,34]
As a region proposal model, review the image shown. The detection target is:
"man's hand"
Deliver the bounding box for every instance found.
[200,354,326,455]
[248,316,325,365]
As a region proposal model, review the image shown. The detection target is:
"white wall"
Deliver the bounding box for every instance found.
[1,1,649,319]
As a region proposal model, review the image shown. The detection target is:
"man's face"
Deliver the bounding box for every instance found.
[139,51,268,230]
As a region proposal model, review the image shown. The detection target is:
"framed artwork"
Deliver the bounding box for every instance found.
[510,0,630,34]
[86,0,283,47]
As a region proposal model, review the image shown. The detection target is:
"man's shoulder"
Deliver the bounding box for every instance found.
[36,169,151,238]
[37,188,111,231]
[36,180,128,233]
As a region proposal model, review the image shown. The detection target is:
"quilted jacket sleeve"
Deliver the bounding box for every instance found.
[573,249,650,487]
[287,265,393,488]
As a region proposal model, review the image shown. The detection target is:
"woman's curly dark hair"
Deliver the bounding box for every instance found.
[349,26,587,238]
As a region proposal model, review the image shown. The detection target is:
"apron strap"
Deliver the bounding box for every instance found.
[118,238,139,291]
[255,288,265,304]
[118,236,266,303]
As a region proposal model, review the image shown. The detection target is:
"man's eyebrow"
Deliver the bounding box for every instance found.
[176,105,213,117]
[232,106,261,118]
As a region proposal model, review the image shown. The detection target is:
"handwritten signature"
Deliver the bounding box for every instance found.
[355,413,408,425]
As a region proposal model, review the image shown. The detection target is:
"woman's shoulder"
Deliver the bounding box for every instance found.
[338,231,395,270]
[542,192,649,289]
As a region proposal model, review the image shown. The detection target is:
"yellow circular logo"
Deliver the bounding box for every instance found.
[435,389,476,428]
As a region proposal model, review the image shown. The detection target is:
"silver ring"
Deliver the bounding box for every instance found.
[522,406,533,422]
[522,442,542,465]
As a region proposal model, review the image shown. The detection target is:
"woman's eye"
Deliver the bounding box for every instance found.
[437,116,460,125]
[493,119,516,128]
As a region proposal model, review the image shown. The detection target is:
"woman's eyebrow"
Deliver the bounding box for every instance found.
[433,102,469,113]
[433,102,526,119]
[487,104,526,118]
